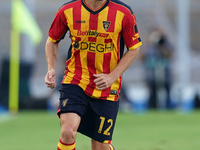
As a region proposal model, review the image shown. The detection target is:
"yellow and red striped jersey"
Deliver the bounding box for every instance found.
[48,0,142,101]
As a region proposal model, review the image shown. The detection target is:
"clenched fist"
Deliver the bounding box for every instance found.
[44,69,57,89]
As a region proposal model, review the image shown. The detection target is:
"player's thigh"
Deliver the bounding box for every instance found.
[58,84,88,131]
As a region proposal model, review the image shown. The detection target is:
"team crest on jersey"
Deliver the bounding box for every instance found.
[103,21,111,31]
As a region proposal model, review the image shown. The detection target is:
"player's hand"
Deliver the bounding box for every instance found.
[93,73,115,91]
[44,69,57,89]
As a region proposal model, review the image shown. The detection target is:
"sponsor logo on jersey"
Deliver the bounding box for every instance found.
[77,30,109,38]
[73,41,114,53]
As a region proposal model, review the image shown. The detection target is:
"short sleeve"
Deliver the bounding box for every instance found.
[122,12,142,50]
[48,8,68,43]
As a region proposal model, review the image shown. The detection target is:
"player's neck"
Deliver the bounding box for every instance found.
[84,0,107,10]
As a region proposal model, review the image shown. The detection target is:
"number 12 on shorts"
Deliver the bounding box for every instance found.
[98,116,113,136]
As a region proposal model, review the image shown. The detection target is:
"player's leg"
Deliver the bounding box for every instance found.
[57,84,88,150]
[60,113,80,144]
[91,139,115,150]
[57,113,79,150]
[57,113,81,150]
[109,144,115,150]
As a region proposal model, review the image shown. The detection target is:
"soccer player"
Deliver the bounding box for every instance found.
[44,0,142,150]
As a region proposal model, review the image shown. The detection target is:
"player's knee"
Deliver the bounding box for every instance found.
[61,125,77,141]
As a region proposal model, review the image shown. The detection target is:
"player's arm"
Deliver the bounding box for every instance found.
[44,38,59,89]
[44,6,67,89]
[94,47,139,90]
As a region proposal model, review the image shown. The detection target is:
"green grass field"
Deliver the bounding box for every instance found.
[0,110,200,150]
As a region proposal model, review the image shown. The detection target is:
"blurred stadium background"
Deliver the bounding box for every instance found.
[0,0,200,149]
[0,0,200,112]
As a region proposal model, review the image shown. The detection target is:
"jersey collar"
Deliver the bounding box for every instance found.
[81,0,110,14]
